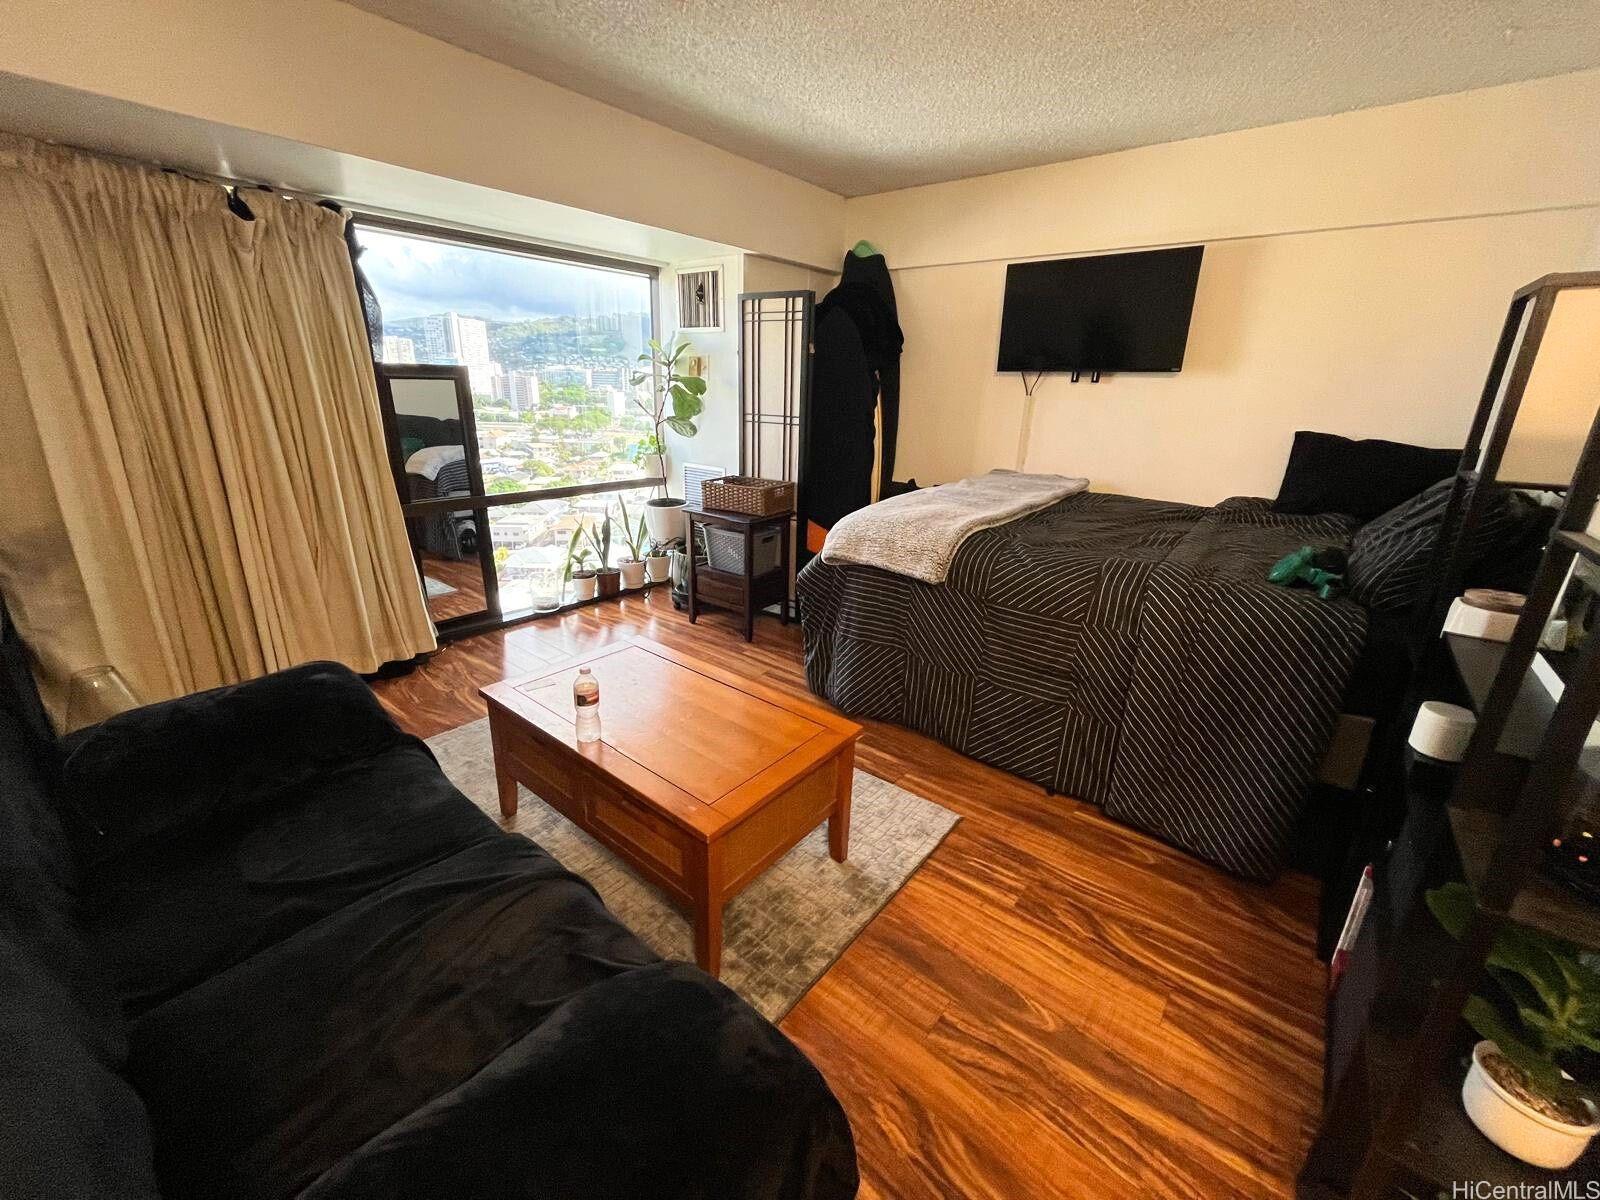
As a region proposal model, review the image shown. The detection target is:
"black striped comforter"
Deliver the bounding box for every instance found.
[408,459,475,559]
[798,492,1367,880]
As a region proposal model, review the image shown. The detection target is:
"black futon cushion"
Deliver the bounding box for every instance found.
[298,960,856,1200]
[54,662,857,1200]
[124,835,664,1199]
[0,673,160,1199]
[62,661,412,869]
[1271,430,1460,521]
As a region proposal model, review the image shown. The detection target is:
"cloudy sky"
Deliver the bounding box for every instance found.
[353,227,652,324]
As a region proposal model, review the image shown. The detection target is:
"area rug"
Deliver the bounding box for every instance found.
[422,576,456,598]
[427,718,959,1019]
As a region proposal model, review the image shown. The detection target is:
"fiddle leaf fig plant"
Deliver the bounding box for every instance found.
[630,336,706,443]
[1428,881,1600,1108]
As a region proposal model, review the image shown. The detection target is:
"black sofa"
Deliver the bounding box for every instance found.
[0,628,857,1198]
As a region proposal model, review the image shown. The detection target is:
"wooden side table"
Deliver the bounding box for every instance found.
[684,507,793,642]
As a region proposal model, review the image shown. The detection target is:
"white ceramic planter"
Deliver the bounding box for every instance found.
[569,573,598,603]
[645,554,671,583]
[645,498,686,544]
[1462,1041,1599,1169]
[619,560,647,590]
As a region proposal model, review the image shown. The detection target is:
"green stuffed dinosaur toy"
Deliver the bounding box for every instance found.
[1268,545,1348,601]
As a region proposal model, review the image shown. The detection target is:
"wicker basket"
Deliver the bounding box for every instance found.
[699,475,795,516]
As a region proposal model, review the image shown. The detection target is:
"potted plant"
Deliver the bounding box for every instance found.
[646,537,676,585]
[630,337,705,544]
[583,514,620,598]
[630,434,666,486]
[564,526,598,603]
[615,497,648,590]
[1428,881,1600,1168]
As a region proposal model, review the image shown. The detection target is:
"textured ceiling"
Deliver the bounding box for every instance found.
[343,0,1600,196]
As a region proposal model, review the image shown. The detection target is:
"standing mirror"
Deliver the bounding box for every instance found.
[376,364,498,632]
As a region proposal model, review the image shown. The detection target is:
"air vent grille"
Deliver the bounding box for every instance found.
[676,268,722,331]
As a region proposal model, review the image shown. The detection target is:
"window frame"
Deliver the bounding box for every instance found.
[354,213,666,637]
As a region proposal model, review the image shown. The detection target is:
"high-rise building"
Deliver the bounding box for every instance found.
[469,360,502,401]
[505,370,541,412]
[590,365,627,390]
[423,312,491,368]
[381,335,416,363]
[542,365,592,390]
[423,311,496,396]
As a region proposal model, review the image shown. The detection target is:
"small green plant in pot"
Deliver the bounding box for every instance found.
[1428,881,1600,1167]
[564,526,597,603]
[583,513,620,598]
[629,434,666,481]
[645,537,676,585]
[615,497,649,590]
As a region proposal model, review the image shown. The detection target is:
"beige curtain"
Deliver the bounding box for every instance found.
[0,133,436,726]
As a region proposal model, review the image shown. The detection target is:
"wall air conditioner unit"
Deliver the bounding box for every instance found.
[675,268,722,332]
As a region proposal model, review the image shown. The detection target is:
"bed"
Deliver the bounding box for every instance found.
[798,490,1369,880]
[396,414,477,561]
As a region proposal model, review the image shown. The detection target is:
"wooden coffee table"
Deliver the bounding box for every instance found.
[480,638,861,977]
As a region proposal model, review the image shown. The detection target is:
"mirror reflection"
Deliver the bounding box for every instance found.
[420,510,490,623]
[382,367,493,625]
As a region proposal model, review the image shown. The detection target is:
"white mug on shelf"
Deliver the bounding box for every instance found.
[1407,700,1477,763]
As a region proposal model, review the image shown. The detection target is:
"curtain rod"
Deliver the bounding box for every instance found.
[23,133,675,272]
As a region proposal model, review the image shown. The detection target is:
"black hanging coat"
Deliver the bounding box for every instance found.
[802,252,903,552]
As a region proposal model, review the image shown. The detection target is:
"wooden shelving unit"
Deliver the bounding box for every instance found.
[1299,272,1600,1197]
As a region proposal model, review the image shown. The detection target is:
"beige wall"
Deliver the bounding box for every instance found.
[662,257,744,484]
[1,0,845,268]
[891,211,1599,502]
[844,72,1600,504]
[667,255,841,482]
[1499,285,1600,487]
[743,256,838,298]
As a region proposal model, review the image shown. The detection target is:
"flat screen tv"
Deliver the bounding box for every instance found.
[996,245,1204,374]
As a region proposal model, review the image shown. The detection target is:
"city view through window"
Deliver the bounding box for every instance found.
[356,225,660,615]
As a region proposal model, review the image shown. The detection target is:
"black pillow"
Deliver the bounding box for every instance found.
[1347,479,1549,612]
[1271,431,1460,521]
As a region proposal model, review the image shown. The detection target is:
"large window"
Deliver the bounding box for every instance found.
[355,219,662,632]
[355,222,657,492]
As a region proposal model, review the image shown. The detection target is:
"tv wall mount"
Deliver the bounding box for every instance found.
[1018,367,1100,397]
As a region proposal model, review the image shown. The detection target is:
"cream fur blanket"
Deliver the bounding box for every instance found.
[818,470,1089,584]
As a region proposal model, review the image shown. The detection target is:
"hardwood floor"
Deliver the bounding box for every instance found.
[420,551,487,622]
[370,590,1325,1200]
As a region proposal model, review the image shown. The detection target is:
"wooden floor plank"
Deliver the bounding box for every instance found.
[370,590,1324,1199]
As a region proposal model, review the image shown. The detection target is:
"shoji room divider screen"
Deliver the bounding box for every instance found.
[738,290,814,593]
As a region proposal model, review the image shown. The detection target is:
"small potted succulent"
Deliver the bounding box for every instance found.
[1428,882,1600,1169]
[583,514,620,598]
[646,537,675,585]
[564,526,597,603]
[615,497,648,591]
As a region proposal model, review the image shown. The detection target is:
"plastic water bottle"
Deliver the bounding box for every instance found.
[573,666,601,743]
